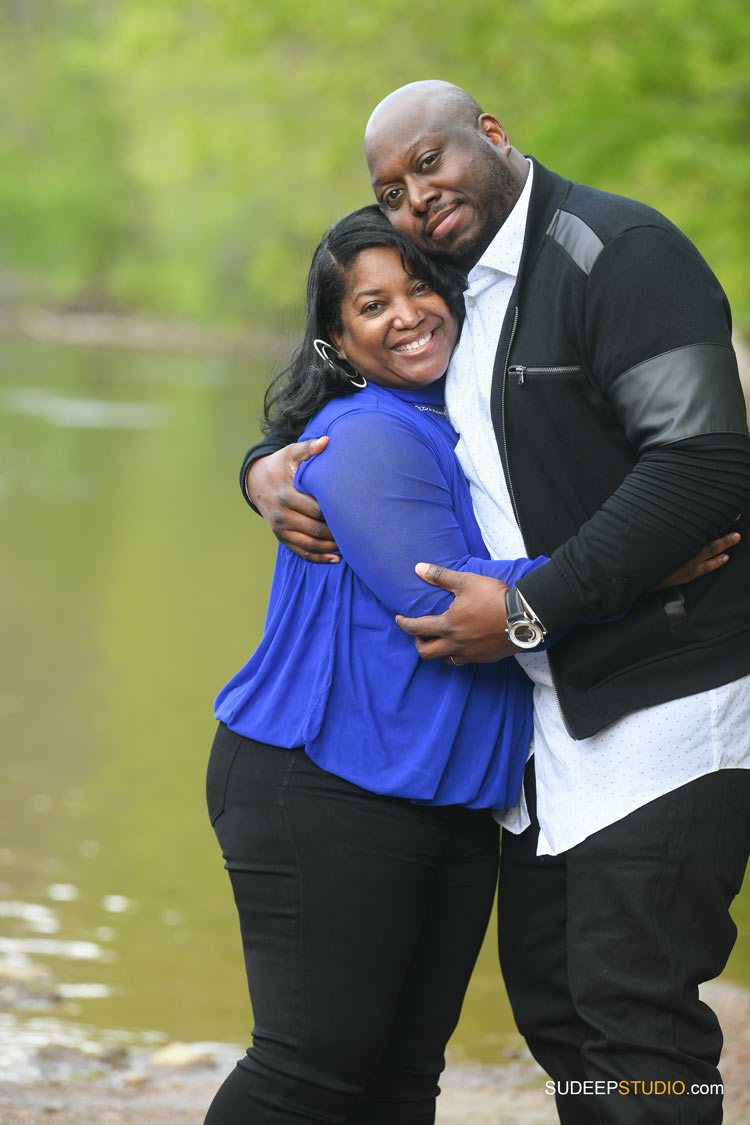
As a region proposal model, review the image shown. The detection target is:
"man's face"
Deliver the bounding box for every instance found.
[366,107,522,271]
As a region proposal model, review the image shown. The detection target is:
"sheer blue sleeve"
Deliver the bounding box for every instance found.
[296,408,546,617]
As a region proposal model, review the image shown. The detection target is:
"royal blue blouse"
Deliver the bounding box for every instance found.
[215,379,547,810]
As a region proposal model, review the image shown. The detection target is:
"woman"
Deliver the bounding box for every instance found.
[205,205,545,1125]
[205,207,730,1124]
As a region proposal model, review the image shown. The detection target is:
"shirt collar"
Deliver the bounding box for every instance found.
[365,377,446,408]
[466,159,534,288]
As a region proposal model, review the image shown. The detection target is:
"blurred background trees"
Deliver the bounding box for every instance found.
[0,0,747,332]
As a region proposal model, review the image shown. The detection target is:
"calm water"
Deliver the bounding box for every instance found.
[1,340,748,1070]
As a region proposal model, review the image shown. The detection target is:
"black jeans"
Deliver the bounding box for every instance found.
[498,761,750,1124]
[204,724,499,1124]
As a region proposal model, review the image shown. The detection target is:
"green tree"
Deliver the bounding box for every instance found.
[0,0,746,328]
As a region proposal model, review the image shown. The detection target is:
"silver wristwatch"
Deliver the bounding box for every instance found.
[505,587,547,650]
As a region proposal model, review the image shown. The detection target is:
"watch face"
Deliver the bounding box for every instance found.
[509,620,543,649]
[514,624,538,645]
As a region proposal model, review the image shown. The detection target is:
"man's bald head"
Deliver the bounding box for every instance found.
[365,81,484,149]
[364,81,527,270]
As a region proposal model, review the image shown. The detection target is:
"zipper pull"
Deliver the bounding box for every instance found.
[508,364,526,385]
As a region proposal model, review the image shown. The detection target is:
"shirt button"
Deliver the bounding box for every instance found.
[466,296,475,307]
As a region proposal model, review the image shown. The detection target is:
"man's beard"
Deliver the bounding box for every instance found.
[431,151,522,272]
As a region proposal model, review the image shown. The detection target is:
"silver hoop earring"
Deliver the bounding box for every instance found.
[313,338,339,368]
[349,373,367,389]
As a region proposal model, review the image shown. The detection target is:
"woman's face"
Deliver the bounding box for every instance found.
[329,246,459,390]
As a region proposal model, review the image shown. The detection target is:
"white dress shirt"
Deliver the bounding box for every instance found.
[445,161,750,856]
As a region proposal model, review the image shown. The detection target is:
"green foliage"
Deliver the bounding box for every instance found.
[0,0,747,328]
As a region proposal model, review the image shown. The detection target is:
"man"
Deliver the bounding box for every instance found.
[242,82,750,1123]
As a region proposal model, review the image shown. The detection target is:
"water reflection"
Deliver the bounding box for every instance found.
[4,386,171,430]
[0,341,748,1072]
[0,938,105,960]
[0,902,60,933]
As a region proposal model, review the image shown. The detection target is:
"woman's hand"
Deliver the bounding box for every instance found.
[650,531,741,590]
[247,439,341,562]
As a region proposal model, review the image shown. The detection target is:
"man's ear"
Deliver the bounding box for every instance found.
[478,114,510,150]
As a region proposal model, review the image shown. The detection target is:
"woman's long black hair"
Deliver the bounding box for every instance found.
[262,205,466,444]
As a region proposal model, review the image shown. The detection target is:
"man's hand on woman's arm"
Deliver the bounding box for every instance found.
[246,439,341,563]
[396,565,516,664]
[396,530,741,663]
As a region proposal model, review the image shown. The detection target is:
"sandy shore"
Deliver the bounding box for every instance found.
[0,980,747,1124]
[0,1067,553,1125]
[0,1060,552,1125]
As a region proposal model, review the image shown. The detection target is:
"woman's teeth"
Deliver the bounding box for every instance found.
[394,329,434,353]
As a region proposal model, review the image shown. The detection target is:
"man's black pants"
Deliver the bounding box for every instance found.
[203,724,499,1124]
[498,762,750,1124]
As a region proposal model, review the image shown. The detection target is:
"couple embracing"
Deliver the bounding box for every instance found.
[204,81,750,1125]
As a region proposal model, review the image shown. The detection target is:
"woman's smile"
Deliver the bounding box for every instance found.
[392,326,439,353]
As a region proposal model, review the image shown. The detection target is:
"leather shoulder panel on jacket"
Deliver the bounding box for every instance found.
[609,343,749,451]
[545,209,604,274]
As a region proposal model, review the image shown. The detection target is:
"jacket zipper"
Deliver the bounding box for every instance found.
[508,363,582,386]
[501,306,522,525]
[502,308,575,737]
